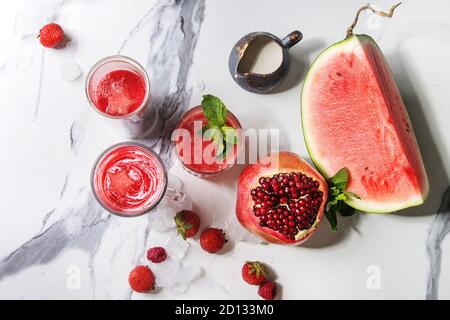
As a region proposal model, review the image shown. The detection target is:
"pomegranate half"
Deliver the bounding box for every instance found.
[236,152,328,245]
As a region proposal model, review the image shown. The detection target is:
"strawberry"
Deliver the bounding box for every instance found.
[146,247,167,263]
[175,210,200,240]
[242,261,267,285]
[258,281,277,300]
[200,228,226,254]
[128,265,155,293]
[38,23,64,48]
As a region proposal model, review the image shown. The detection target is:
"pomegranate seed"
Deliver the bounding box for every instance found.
[250,172,324,239]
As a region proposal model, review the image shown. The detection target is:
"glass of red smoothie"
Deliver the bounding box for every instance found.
[85,55,151,137]
[172,102,243,178]
[91,142,184,217]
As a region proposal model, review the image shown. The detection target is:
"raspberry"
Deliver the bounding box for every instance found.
[258,281,277,300]
[147,246,167,263]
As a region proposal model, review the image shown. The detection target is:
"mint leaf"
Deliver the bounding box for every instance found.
[328,167,349,191]
[325,206,338,231]
[324,167,360,231]
[203,126,221,141]
[213,136,224,157]
[210,129,224,157]
[222,126,238,145]
[201,94,227,127]
[326,199,337,212]
[330,186,340,196]
[337,202,356,217]
[335,193,347,201]
[199,94,239,159]
[220,141,235,160]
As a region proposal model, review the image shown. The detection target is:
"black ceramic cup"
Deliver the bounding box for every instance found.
[229,30,303,94]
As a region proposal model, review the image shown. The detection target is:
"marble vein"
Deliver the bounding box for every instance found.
[140,0,205,165]
[33,48,45,120]
[426,186,450,300]
[69,113,88,154]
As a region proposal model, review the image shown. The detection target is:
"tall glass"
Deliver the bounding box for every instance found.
[85,55,153,138]
[172,106,243,178]
[91,142,184,217]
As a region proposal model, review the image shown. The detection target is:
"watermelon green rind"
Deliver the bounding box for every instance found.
[301,34,429,213]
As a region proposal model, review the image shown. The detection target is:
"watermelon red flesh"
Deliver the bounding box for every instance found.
[301,35,429,213]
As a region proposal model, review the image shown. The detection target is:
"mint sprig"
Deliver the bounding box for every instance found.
[325,167,361,231]
[201,94,238,158]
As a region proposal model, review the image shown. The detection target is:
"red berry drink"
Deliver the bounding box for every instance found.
[93,69,146,116]
[91,143,167,216]
[86,56,150,137]
[173,100,242,177]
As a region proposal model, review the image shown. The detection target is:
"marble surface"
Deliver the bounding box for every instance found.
[0,0,449,299]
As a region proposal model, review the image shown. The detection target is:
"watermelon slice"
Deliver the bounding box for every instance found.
[301,34,429,213]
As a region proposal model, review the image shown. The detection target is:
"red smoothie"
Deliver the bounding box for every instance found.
[174,106,242,176]
[93,70,146,116]
[92,144,166,216]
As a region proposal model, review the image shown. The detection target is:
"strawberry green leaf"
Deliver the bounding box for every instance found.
[175,212,194,240]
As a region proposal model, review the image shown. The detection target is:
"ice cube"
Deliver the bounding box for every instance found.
[175,263,204,285]
[106,168,136,197]
[167,174,183,191]
[164,233,189,261]
[152,258,180,288]
[192,80,205,92]
[106,92,136,116]
[171,284,188,294]
[214,277,233,297]
[147,202,176,232]
[61,61,81,81]
[216,220,263,245]
[152,260,204,290]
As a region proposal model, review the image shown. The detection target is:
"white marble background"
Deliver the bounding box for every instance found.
[0,0,449,299]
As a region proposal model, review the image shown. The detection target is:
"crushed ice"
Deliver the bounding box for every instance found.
[142,186,203,293]
[145,233,204,292]
[192,80,205,92]
[141,170,262,295]
[61,60,81,81]
[147,200,177,232]
[214,217,263,245]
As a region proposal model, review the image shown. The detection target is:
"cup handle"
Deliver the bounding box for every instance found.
[164,187,185,203]
[281,30,303,49]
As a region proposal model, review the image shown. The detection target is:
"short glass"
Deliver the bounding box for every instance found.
[85,55,152,138]
[91,142,184,217]
[172,105,243,178]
